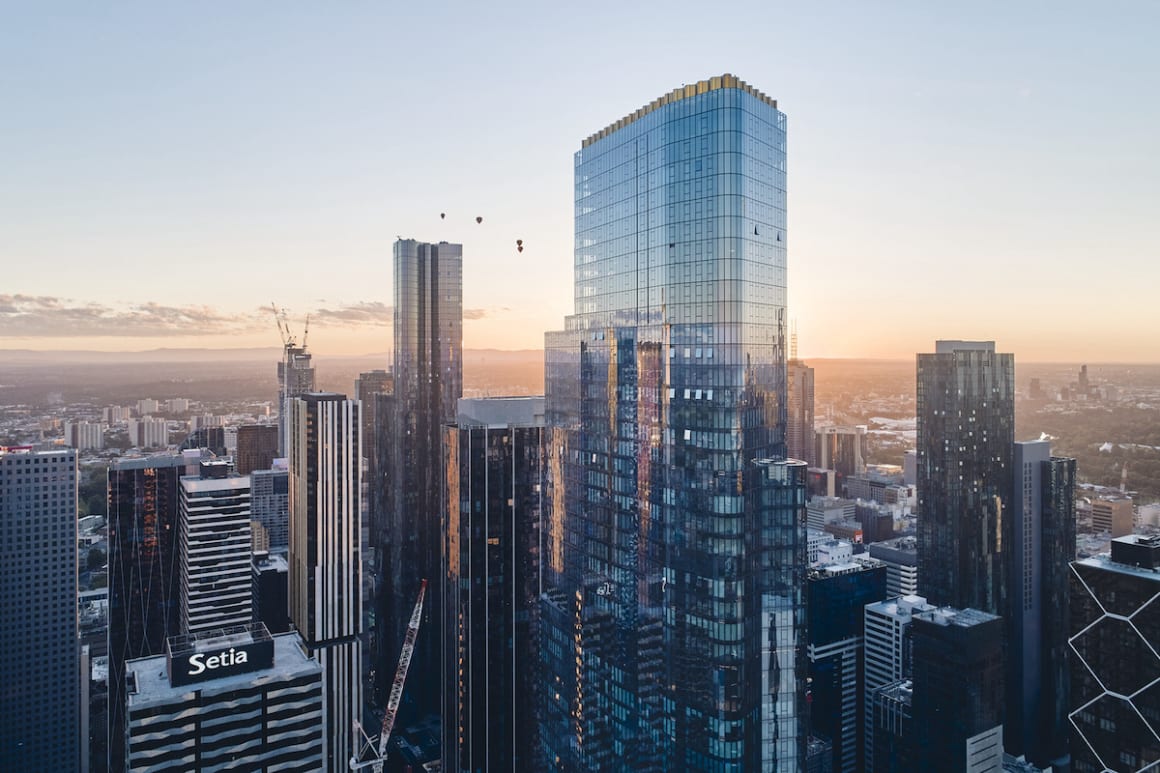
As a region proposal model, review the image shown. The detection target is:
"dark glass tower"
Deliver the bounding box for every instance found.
[1069,535,1160,773]
[1009,440,1076,769]
[107,452,190,773]
[805,560,888,773]
[916,340,1014,612]
[442,397,545,772]
[379,239,462,719]
[0,448,80,772]
[910,607,1005,772]
[540,74,807,771]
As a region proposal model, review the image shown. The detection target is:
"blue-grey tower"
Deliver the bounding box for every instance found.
[540,74,806,771]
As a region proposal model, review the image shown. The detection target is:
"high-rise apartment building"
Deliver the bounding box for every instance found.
[1069,534,1160,773]
[1008,440,1075,769]
[0,446,81,772]
[910,607,1005,772]
[916,340,1014,612]
[442,397,545,772]
[805,560,888,773]
[539,74,805,771]
[127,417,169,449]
[235,424,279,476]
[788,358,816,465]
[124,624,323,772]
[277,343,315,457]
[65,420,107,450]
[107,450,203,772]
[380,238,462,717]
[178,461,253,634]
[288,393,361,772]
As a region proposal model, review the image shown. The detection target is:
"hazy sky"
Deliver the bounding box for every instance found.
[2,2,1157,361]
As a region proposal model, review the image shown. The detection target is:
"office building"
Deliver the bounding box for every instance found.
[107,450,204,772]
[870,680,913,773]
[866,537,919,598]
[916,340,1014,612]
[0,446,81,772]
[380,238,462,717]
[816,425,867,478]
[1069,534,1160,773]
[253,551,289,635]
[1090,494,1133,537]
[1008,441,1075,768]
[863,594,933,771]
[288,393,361,772]
[788,358,816,465]
[277,343,315,457]
[124,624,323,772]
[910,607,1005,773]
[137,398,159,416]
[902,449,917,487]
[808,496,857,532]
[805,560,888,773]
[178,461,252,634]
[540,74,806,770]
[856,500,895,544]
[251,464,289,548]
[235,424,279,476]
[442,397,545,772]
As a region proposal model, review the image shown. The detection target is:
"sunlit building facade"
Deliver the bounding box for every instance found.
[540,74,806,771]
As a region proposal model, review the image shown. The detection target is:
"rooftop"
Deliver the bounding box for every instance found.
[126,630,318,709]
[582,73,778,149]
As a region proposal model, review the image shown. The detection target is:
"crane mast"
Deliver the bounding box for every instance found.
[350,579,427,772]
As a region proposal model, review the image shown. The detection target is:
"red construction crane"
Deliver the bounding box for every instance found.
[350,579,427,772]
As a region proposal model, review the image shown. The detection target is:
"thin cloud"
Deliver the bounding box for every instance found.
[310,301,393,326]
[0,295,263,337]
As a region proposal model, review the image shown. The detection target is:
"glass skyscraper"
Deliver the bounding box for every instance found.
[915,340,1014,613]
[540,74,806,771]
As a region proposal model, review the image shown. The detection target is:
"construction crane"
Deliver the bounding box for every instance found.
[270,302,295,348]
[350,579,427,772]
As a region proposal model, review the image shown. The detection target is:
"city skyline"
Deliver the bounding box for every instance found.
[3,3,1159,362]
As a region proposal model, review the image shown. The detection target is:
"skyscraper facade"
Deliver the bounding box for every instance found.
[379,238,462,717]
[107,450,198,772]
[124,625,323,772]
[787,358,815,465]
[442,397,545,772]
[805,560,888,773]
[1069,535,1160,773]
[1009,440,1075,769]
[277,343,315,457]
[178,461,253,635]
[540,74,806,771]
[0,446,81,772]
[916,340,1014,612]
[288,393,362,772]
[251,465,290,548]
[910,607,1005,772]
[235,424,279,476]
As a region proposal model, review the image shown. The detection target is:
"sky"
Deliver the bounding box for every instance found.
[1,1,1157,361]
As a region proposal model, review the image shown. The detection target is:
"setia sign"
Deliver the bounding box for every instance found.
[168,638,275,687]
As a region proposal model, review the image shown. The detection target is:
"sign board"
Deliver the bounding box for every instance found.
[168,638,274,687]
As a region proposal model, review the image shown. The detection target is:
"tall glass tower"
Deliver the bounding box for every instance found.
[540,74,807,771]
